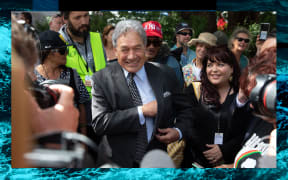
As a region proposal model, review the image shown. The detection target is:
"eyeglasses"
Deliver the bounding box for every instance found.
[147,39,162,47]
[236,37,250,43]
[51,47,68,55]
[177,31,192,36]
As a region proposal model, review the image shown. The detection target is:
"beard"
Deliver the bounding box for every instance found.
[67,21,90,38]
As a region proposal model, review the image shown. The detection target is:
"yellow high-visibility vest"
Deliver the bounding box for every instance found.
[66,32,106,97]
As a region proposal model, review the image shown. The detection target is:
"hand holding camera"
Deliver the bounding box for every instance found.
[28,84,79,134]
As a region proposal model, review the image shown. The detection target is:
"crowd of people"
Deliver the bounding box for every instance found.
[12,11,277,168]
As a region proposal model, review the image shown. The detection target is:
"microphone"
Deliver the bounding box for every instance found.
[140,149,175,168]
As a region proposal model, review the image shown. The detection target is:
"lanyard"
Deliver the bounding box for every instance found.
[217,86,232,132]
[67,33,90,73]
[200,85,232,133]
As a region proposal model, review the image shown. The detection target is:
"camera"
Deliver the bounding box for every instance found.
[24,131,100,168]
[249,74,276,118]
[259,23,270,41]
[25,74,59,109]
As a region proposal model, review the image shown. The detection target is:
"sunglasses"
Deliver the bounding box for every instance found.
[177,31,192,36]
[147,39,162,47]
[236,37,250,43]
[51,47,68,55]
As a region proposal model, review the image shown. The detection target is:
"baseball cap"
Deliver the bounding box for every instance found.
[39,30,72,50]
[175,22,193,34]
[142,21,163,39]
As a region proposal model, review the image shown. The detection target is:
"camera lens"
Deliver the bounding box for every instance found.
[249,74,276,118]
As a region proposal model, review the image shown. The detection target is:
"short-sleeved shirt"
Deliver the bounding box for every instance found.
[182,58,201,86]
[171,45,196,67]
[240,54,249,70]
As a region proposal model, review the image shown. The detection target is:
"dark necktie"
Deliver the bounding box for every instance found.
[127,72,148,164]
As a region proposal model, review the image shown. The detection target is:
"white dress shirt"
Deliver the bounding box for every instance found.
[123,66,182,142]
[123,66,155,142]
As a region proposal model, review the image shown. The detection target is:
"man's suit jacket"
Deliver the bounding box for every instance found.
[91,61,192,167]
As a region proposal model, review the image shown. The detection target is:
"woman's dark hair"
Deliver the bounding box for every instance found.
[102,24,115,46]
[201,46,241,106]
[38,50,50,64]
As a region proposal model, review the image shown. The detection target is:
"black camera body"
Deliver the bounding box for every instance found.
[249,74,276,118]
[26,74,59,109]
[30,83,59,109]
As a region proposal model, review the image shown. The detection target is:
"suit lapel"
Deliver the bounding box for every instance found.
[144,63,164,129]
[112,62,134,108]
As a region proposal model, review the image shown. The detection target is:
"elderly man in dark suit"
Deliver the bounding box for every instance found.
[91,20,192,168]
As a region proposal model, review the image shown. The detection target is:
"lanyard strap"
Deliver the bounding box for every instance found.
[217,86,232,132]
[67,33,90,73]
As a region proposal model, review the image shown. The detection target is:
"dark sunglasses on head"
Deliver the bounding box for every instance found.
[51,47,68,55]
[236,37,250,43]
[147,39,162,47]
[177,31,192,36]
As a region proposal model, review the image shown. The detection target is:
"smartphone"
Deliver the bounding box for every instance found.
[259,23,270,41]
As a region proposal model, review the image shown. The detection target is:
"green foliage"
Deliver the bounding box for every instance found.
[34,16,49,33]
[34,11,276,57]
[90,11,116,32]
[258,11,276,31]
[246,23,260,58]
[89,11,211,47]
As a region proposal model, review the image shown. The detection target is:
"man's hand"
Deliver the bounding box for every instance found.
[142,100,157,117]
[155,128,180,144]
[203,144,223,164]
[30,84,79,134]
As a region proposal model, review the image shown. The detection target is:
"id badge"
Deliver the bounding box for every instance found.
[85,75,92,87]
[214,133,223,145]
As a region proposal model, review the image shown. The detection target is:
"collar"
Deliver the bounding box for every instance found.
[122,65,146,82]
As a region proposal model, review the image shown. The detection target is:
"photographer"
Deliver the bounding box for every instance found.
[216,36,276,168]
[12,14,81,168]
[12,14,117,168]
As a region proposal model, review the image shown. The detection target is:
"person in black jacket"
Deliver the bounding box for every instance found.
[183,46,247,168]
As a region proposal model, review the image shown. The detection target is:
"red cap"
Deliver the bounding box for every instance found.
[142,21,163,39]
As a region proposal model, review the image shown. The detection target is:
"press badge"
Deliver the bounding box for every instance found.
[85,75,92,87]
[214,133,223,145]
